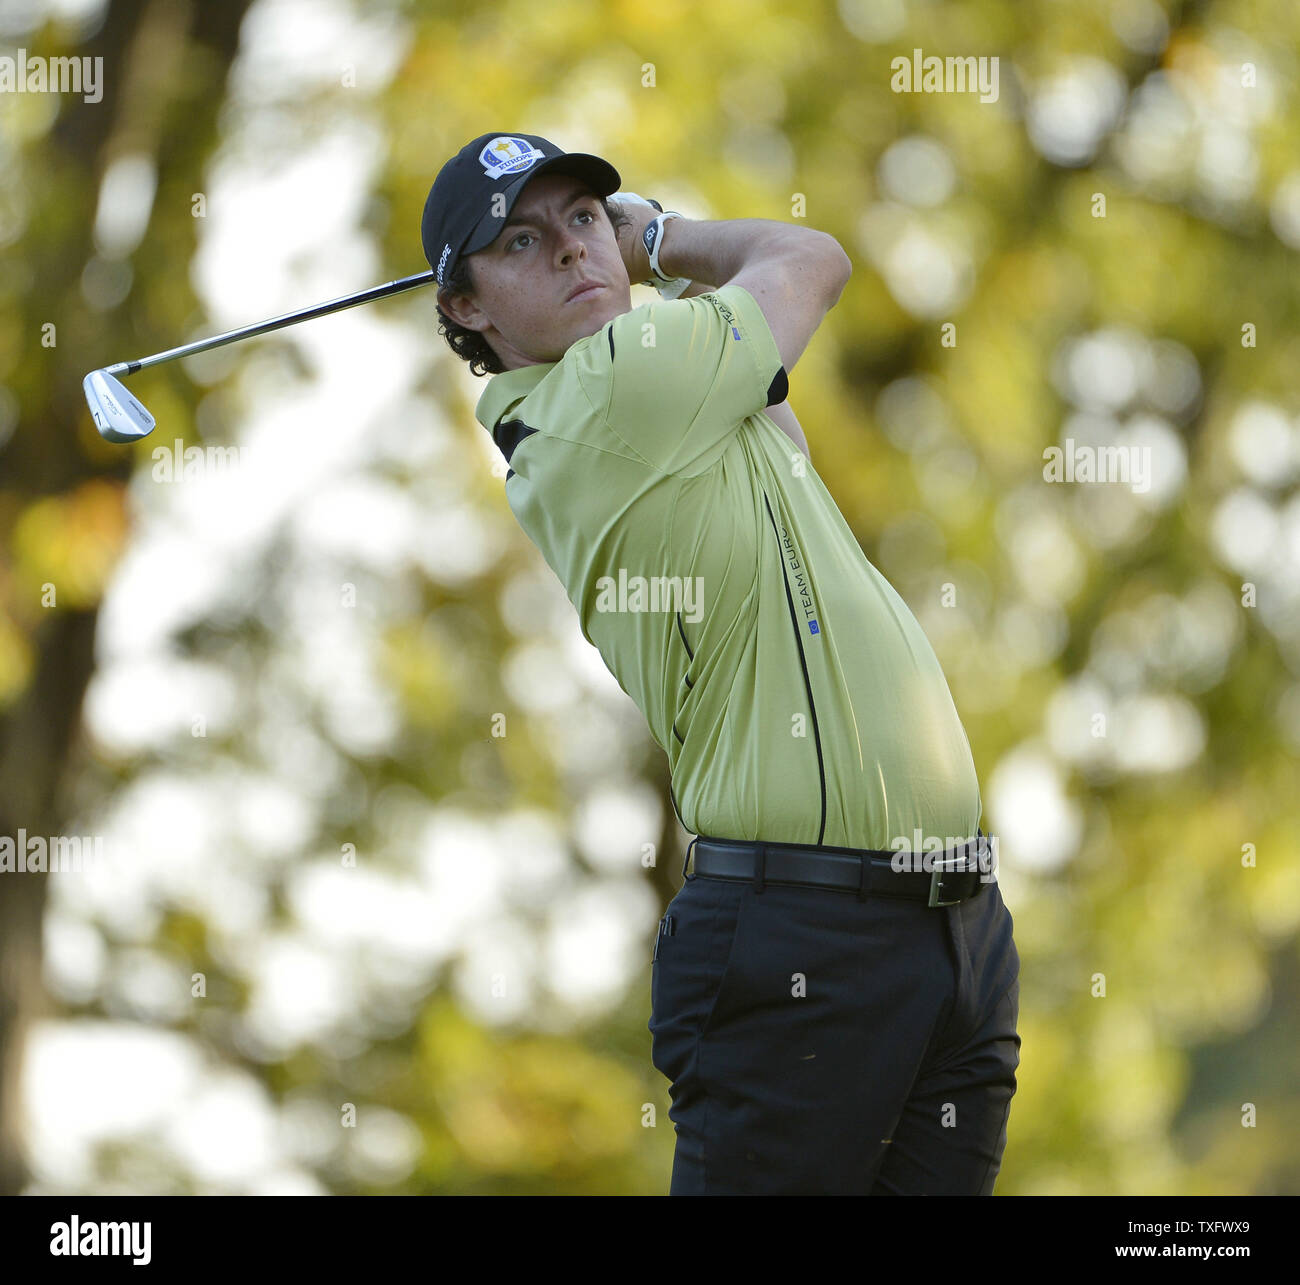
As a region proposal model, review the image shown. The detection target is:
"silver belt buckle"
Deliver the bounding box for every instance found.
[927,845,970,908]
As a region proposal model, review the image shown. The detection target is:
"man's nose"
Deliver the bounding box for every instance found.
[556,227,586,262]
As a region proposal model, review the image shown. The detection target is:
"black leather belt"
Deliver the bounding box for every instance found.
[683,830,996,907]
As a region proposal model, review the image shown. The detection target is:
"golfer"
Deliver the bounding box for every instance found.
[422,132,1021,1196]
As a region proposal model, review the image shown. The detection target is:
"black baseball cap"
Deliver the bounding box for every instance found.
[421,132,622,288]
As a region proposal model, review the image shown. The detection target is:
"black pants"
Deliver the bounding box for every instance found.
[649,863,1021,1195]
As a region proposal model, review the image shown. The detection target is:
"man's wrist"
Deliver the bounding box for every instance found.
[654,214,684,282]
[642,212,684,286]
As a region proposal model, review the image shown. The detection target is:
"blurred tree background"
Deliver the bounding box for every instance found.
[1,0,1297,1195]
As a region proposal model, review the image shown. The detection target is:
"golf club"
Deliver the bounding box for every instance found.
[83,269,437,442]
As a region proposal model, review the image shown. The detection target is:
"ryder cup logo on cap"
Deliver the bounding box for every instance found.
[479,136,545,179]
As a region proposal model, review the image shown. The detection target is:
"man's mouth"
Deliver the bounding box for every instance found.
[565,282,604,303]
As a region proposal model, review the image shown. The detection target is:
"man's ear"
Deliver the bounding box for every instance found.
[437,286,489,333]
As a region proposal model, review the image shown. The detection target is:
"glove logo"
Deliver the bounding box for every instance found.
[479,136,545,179]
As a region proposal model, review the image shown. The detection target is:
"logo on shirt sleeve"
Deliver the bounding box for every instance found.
[709,294,743,341]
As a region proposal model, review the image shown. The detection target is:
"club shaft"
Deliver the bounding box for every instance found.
[104,269,437,377]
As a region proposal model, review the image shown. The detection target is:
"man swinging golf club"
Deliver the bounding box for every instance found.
[424,131,1021,1197]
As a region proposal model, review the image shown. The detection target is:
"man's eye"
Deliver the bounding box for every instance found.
[509,211,592,250]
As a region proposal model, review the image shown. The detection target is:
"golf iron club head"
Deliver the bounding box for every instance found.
[83,369,156,443]
[83,268,436,443]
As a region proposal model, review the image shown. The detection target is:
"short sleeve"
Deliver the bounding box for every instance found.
[575,283,788,473]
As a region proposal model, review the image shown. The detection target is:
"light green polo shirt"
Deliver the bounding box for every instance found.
[474,284,981,850]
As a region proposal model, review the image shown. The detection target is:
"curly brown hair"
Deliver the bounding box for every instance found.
[435,193,631,377]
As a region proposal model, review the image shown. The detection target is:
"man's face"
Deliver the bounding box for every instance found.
[438,172,633,370]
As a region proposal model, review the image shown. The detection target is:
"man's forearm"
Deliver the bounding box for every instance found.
[655,218,836,290]
[677,279,717,299]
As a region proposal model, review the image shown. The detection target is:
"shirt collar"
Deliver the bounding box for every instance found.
[474,360,556,432]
